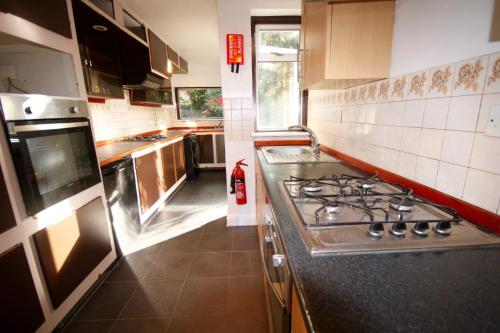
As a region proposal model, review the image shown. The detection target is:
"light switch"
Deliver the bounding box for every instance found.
[486,105,500,137]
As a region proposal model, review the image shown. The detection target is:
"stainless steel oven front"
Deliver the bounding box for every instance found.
[0,94,101,216]
[261,207,292,333]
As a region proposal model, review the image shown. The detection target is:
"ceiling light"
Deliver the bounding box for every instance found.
[92,24,108,32]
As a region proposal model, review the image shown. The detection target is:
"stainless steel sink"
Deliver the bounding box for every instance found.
[262,146,341,164]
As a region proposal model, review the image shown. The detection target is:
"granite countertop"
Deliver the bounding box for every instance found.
[255,149,500,333]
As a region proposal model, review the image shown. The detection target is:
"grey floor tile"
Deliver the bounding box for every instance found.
[230,251,262,277]
[188,252,231,278]
[106,254,156,282]
[198,233,233,252]
[233,226,258,234]
[223,313,268,333]
[110,318,170,333]
[119,279,183,318]
[203,218,234,235]
[64,320,114,333]
[174,278,228,316]
[145,253,194,280]
[226,277,266,315]
[232,232,259,251]
[166,316,224,333]
[75,282,136,320]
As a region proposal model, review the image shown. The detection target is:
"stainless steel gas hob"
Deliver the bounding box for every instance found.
[280,174,500,255]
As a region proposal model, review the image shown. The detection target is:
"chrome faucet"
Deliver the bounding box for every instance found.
[288,125,320,157]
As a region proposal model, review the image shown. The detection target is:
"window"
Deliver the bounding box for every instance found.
[255,24,301,130]
[175,87,223,120]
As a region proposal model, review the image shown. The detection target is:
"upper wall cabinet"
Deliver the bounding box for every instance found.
[301,0,395,89]
[148,29,169,78]
[0,0,72,38]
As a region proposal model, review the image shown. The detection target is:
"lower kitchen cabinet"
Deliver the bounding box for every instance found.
[135,150,162,214]
[161,144,176,192]
[0,164,16,234]
[174,140,186,180]
[197,133,214,164]
[196,132,225,167]
[291,286,308,333]
[0,244,45,332]
[33,197,112,309]
[215,133,225,163]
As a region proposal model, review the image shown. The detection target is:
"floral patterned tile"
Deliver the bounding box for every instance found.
[343,90,350,106]
[357,85,367,104]
[428,64,455,98]
[389,75,408,101]
[349,87,358,105]
[484,52,500,94]
[366,82,378,104]
[376,79,390,103]
[452,55,488,96]
[406,70,429,100]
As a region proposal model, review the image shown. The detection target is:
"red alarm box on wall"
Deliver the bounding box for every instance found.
[226,33,244,72]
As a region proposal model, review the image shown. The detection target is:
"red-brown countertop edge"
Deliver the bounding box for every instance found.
[319,145,500,234]
[96,127,224,167]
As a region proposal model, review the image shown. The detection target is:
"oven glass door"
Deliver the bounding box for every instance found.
[7,118,101,215]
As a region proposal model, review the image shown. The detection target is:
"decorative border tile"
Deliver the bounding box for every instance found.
[389,76,407,101]
[452,56,488,96]
[484,52,500,94]
[366,82,377,104]
[406,70,429,100]
[376,79,390,103]
[428,64,455,98]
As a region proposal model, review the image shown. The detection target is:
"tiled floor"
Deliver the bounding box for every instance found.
[65,171,268,333]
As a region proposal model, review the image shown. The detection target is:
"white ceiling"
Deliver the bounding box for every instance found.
[121,0,221,75]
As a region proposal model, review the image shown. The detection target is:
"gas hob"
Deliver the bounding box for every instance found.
[281,174,500,255]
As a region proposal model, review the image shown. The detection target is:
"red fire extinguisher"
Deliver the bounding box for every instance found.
[230,159,248,205]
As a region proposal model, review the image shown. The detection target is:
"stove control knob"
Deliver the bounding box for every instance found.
[264,216,273,226]
[24,106,32,114]
[368,223,384,238]
[412,222,429,237]
[435,222,451,236]
[69,106,79,114]
[390,222,407,237]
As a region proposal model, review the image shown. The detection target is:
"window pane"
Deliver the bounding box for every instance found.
[259,30,299,56]
[257,62,300,130]
[177,88,223,119]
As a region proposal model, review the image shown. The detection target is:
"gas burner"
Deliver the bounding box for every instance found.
[324,201,339,215]
[356,179,376,190]
[302,182,323,193]
[389,197,416,212]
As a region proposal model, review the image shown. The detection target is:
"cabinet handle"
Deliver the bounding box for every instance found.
[84,59,89,66]
[89,60,93,67]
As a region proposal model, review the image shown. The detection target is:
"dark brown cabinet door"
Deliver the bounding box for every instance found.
[0,244,45,332]
[215,134,225,163]
[33,197,112,309]
[0,0,71,38]
[135,151,162,213]
[174,140,186,180]
[0,166,16,234]
[161,144,176,192]
[197,134,214,164]
[148,30,169,77]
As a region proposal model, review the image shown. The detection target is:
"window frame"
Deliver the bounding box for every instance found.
[251,16,302,132]
[175,87,224,120]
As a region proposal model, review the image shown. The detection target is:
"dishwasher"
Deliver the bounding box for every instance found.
[102,157,140,257]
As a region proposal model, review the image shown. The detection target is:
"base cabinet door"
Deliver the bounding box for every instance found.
[174,140,186,180]
[33,197,112,309]
[161,144,176,192]
[135,151,162,214]
[0,165,16,234]
[0,244,45,332]
[197,134,214,164]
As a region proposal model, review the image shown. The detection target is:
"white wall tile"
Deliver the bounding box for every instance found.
[242,120,254,131]
[462,168,500,213]
[223,98,232,110]
[387,101,406,126]
[415,157,439,187]
[231,109,242,121]
[382,148,399,172]
[476,93,500,132]
[422,97,450,129]
[469,133,500,174]
[401,127,421,155]
[241,98,253,109]
[374,103,389,125]
[440,131,474,166]
[385,126,403,150]
[398,152,417,180]
[241,108,253,120]
[435,162,467,198]
[230,98,242,109]
[403,99,425,127]
[419,129,444,159]
[446,95,481,131]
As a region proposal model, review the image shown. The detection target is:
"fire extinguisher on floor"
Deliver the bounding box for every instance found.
[230,159,248,205]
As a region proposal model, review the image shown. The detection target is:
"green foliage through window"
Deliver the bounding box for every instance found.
[176,88,223,119]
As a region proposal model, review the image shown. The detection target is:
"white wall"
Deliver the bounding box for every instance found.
[390,0,500,76]
[216,0,301,226]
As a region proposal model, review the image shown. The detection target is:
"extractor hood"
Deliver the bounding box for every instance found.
[122,71,168,90]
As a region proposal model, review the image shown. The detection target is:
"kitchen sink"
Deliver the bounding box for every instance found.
[262,146,341,164]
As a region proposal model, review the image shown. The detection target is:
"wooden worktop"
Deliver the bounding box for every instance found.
[96,128,224,167]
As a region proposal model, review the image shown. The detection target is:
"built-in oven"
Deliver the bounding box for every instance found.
[262,208,292,333]
[0,94,101,216]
